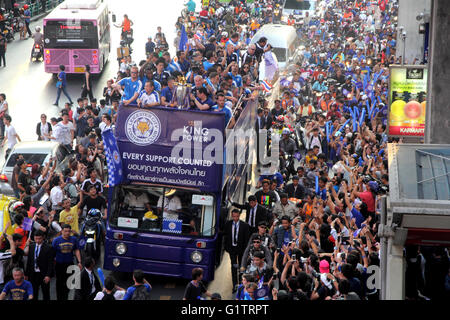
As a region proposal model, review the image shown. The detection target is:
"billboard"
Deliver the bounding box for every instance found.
[388,65,427,137]
[115,106,225,192]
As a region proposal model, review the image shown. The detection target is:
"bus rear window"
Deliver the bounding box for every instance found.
[272,47,287,63]
[44,20,98,48]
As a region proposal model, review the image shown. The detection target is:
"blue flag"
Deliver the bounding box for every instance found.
[102,129,123,187]
[315,175,319,194]
[97,268,105,288]
[179,24,188,52]
[22,217,33,231]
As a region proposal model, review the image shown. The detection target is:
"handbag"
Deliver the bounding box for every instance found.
[56,81,62,88]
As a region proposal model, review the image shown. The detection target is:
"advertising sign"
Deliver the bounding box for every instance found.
[388,65,427,137]
[115,106,225,191]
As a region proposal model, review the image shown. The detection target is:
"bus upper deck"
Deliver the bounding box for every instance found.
[103,98,257,280]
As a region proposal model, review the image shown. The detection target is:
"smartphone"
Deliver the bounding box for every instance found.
[292,254,296,261]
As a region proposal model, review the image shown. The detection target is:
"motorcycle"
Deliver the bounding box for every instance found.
[31,43,43,62]
[2,21,14,42]
[80,209,103,260]
[120,29,134,54]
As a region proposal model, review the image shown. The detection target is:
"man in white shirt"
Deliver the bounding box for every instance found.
[137,81,160,108]
[49,175,64,211]
[157,189,181,220]
[51,111,74,150]
[124,189,150,209]
[99,114,114,133]
[2,115,20,160]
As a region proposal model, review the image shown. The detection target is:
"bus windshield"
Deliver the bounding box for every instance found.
[284,0,314,10]
[44,20,98,49]
[109,185,216,237]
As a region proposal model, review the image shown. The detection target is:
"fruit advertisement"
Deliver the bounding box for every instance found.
[388,66,427,137]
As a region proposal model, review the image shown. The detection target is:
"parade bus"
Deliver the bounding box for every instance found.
[103,100,257,281]
[43,0,110,75]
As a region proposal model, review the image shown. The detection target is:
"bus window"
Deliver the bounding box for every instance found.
[272,47,287,63]
[110,185,216,237]
[44,20,98,49]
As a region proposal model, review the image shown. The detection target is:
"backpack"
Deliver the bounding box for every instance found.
[101,292,116,300]
[131,284,151,300]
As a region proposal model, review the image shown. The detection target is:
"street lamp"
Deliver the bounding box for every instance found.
[399,26,407,65]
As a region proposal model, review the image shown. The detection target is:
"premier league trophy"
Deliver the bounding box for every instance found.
[174,76,192,109]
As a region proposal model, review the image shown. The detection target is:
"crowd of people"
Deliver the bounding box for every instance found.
[204,0,448,301]
[0,0,449,301]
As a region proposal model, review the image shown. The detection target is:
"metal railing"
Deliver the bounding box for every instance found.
[25,0,64,18]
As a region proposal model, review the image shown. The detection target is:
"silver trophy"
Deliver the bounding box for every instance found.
[173,76,191,109]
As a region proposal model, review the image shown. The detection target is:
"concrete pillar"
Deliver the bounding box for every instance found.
[385,241,405,300]
[425,0,450,144]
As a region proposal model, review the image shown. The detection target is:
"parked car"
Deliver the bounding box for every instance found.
[0,141,72,196]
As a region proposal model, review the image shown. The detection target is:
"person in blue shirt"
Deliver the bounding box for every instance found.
[0,268,33,300]
[153,58,171,87]
[312,75,328,93]
[141,67,162,93]
[23,5,32,38]
[52,224,82,301]
[116,66,143,105]
[145,37,156,57]
[123,270,152,300]
[228,63,243,88]
[160,77,177,107]
[211,93,233,126]
[203,51,216,72]
[190,87,214,111]
[186,0,196,14]
[54,65,74,107]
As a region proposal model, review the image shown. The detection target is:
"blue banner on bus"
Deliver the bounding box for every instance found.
[115,105,225,192]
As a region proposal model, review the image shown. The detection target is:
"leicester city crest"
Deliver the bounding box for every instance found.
[125,110,161,146]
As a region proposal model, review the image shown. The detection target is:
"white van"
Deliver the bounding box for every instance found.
[250,24,301,71]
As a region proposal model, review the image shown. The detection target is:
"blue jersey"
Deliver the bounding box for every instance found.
[211,105,232,125]
[2,280,33,300]
[122,283,151,300]
[118,77,143,102]
[229,72,242,87]
[161,86,175,104]
[52,235,79,264]
[203,60,214,72]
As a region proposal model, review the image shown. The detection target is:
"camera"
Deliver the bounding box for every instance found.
[311,270,321,279]
[292,254,296,261]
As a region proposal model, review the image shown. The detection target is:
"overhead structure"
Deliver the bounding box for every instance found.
[380,143,450,300]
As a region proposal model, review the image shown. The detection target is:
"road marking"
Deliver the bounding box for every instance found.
[159,295,171,300]
[164,283,176,289]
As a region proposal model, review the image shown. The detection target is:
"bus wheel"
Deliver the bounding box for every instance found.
[52,73,58,81]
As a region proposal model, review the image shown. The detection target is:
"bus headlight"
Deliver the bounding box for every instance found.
[112,258,120,267]
[115,242,127,255]
[191,251,203,264]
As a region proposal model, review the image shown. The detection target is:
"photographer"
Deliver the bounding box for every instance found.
[240,235,272,273]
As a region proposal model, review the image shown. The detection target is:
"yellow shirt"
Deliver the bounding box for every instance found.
[59,206,79,234]
[305,155,317,165]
